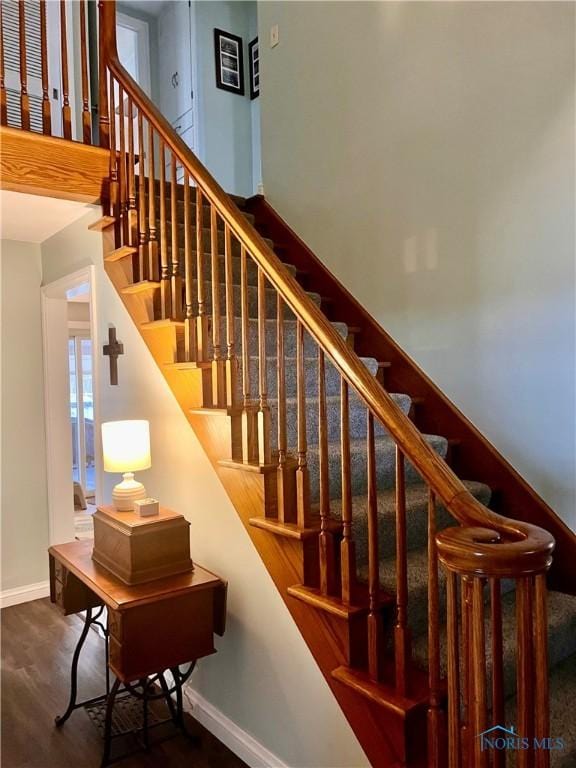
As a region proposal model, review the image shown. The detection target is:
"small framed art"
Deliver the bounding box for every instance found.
[214,28,245,96]
[249,37,259,100]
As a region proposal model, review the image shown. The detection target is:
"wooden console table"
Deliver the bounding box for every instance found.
[49,540,227,765]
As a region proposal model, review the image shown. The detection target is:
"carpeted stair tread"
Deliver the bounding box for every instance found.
[184,278,321,319]
[164,226,275,257]
[305,433,448,502]
[328,480,491,561]
[163,205,256,228]
[359,524,516,637]
[174,250,297,286]
[238,355,379,400]
[269,393,412,446]
[540,652,576,766]
[410,588,576,705]
[159,194,251,217]
[211,318,350,359]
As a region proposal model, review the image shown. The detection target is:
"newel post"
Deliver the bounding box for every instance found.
[436,523,554,768]
[98,0,117,150]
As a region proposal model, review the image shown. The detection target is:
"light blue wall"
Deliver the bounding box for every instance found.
[248,2,262,192]
[195,1,257,196]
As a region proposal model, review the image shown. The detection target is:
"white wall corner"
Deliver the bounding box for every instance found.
[182,687,289,768]
[0,581,50,609]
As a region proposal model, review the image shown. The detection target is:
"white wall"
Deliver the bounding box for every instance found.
[41,209,368,767]
[1,240,50,590]
[258,1,576,530]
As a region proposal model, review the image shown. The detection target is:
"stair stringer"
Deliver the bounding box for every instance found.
[100,232,426,768]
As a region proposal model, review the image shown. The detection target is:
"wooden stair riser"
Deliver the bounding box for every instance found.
[141,323,185,368]
[189,410,245,464]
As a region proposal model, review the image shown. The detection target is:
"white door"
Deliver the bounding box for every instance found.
[2,0,62,134]
[158,0,197,178]
[115,12,152,165]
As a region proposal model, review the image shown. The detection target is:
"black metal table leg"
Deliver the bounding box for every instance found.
[101,677,121,768]
[55,607,94,727]
[141,678,149,751]
[171,667,184,730]
[159,673,178,724]
[170,666,199,745]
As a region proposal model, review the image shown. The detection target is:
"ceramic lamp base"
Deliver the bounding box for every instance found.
[112,472,146,511]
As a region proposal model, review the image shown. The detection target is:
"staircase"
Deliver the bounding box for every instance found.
[92,4,576,766]
[3,0,576,764]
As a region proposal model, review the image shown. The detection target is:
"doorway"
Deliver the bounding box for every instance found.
[42,267,101,544]
[116,11,151,95]
[67,284,97,538]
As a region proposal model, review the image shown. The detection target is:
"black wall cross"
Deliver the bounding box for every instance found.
[103,326,124,385]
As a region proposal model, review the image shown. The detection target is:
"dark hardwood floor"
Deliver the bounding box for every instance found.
[1,598,248,768]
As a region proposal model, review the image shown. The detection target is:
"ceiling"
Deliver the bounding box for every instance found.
[120,0,167,17]
[0,191,90,243]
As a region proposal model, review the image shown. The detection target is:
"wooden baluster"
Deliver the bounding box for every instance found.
[534,574,550,768]
[427,490,445,768]
[257,267,271,464]
[195,188,208,357]
[211,206,226,406]
[108,72,119,245]
[147,123,158,280]
[170,154,182,319]
[471,578,489,768]
[460,577,472,766]
[137,111,147,280]
[367,412,383,681]
[446,570,461,768]
[0,1,6,126]
[79,0,91,143]
[183,170,196,361]
[127,96,137,251]
[340,378,356,603]
[276,294,291,520]
[60,0,71,138]
[295,320,310,526]
[39,0,50,134]
[490,578,505,768]
[517,577,535,768]
[240,246,256,463]
[117,83,127,245]
[224,224,237,408]
[158,140,171,319]
[394,446,410,695]
[18,0,30,130]
[97,3,109,149]
[318,349,335,593]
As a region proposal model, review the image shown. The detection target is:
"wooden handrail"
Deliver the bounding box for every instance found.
[98,0,554,580]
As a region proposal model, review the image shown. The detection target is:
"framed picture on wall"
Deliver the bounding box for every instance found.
[249,37,259,100]
[214,28,245,96]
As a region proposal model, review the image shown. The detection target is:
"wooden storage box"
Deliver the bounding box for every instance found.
[92,505,193,585]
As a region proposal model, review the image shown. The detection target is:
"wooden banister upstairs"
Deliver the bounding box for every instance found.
[93,1,559,765]
[0,0,94,142]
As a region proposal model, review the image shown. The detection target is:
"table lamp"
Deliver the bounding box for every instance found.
[102,419,151,511]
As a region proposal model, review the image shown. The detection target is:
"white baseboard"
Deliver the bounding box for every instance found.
[0,580,50,609]
[183,687,289,768]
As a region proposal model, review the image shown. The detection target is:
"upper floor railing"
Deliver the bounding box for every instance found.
[0,0,96,142]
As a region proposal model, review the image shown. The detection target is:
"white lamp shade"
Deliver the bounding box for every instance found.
[102,420,151,473]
